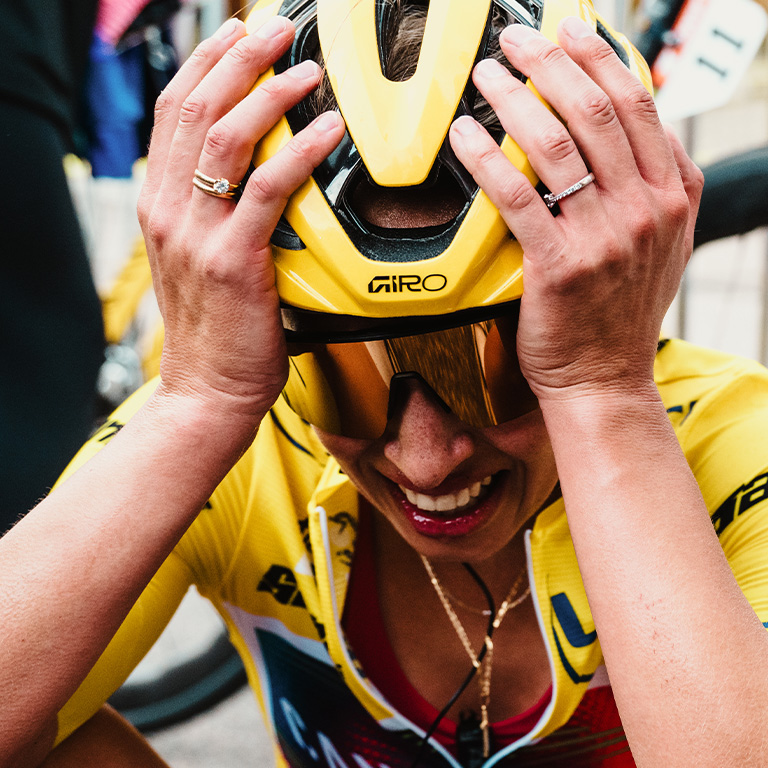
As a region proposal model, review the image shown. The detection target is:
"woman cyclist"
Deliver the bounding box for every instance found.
[2,1,768,767]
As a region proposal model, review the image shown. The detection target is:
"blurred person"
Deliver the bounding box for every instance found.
[2,2,768,768]
[0,0,104,533]
[86,0,179,181]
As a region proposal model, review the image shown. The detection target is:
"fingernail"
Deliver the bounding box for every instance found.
[562,16,594,40]
[475,58,508,79]
[287,60,320,79]
[501,23,538,46]
[214,18,240,41]
[257,16,288,39]
[453,116,479,136]
[314,111,341,132]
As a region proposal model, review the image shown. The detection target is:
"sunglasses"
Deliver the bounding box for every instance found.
[281,306,539,439]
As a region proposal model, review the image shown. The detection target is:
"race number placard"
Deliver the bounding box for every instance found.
[652,0,768,122]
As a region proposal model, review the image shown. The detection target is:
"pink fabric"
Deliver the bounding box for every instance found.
[95,0,154,45]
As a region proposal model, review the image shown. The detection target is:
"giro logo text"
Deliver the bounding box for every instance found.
[368,274,447,293]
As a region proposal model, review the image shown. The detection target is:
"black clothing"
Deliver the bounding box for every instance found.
[0,1,104,532]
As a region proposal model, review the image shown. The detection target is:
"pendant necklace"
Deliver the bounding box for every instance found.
[420,555,530,763]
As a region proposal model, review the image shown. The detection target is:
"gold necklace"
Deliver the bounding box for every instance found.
[438,584,492,616]
[420,555,530,758]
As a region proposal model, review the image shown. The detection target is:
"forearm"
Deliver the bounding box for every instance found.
[39,706,169,768]
[0,386,262,764]
[540,385,768,766]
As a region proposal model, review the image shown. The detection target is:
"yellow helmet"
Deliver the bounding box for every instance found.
[245,0,651,342]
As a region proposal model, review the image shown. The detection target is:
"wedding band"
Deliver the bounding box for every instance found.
[193,169,241,199]
[543,172,595,209]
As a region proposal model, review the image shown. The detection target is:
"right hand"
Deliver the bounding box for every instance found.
[449,19,702,406]
[137,16,344,424]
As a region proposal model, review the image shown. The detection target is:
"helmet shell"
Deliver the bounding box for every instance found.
[245,0,651,339]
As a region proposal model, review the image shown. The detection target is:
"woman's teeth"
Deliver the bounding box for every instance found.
[399,475,492,514]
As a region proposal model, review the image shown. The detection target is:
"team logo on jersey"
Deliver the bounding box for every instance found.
[258,565,307,608]
[93,419,123,443]
[711,470,768,536]
[551,592,598,685]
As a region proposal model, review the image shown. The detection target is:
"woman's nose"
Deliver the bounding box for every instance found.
[383,374,475,490]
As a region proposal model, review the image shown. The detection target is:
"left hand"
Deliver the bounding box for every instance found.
[137,18,344,426]
[449,16,704,404]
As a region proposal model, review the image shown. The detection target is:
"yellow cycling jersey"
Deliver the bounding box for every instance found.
[54,338,768,767]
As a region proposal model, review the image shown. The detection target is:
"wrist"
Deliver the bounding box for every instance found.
[519,326,662,410]
[536,376,661,415]
[146,380,270,463]
[537,379,670,456]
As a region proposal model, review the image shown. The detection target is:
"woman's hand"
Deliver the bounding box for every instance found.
[449,16,704,403]
[138,16,344,423]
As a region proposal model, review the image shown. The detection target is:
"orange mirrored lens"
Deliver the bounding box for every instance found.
[282,313,537,437]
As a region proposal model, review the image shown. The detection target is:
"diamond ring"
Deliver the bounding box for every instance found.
[543,172,596,209]
[193,169,241,199]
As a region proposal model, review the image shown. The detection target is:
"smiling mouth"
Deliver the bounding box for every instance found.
[398,475,493,515]
[394,473,503,538]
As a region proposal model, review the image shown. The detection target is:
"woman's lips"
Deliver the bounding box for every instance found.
[394,473,502,538]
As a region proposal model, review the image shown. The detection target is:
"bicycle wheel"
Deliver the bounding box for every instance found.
[694,146,768,249]
[108,587,247,733]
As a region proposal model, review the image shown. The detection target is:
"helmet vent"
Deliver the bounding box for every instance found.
[349,163,468,232]
[375,0,429,83]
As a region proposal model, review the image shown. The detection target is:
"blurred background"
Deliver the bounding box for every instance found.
[4,0,768,765]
